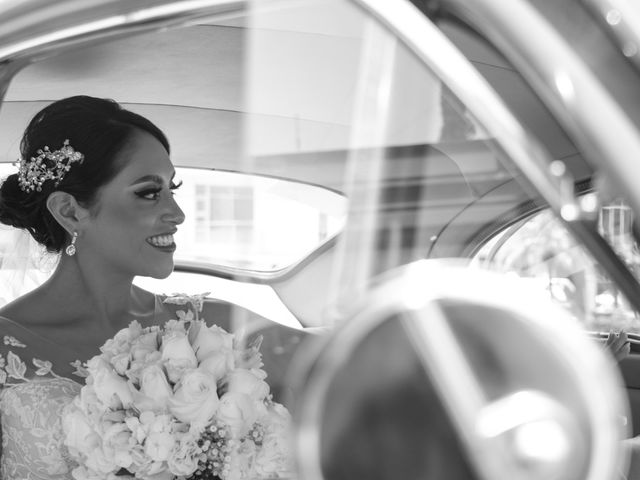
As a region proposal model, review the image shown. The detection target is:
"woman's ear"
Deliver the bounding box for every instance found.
[46,191,90,234]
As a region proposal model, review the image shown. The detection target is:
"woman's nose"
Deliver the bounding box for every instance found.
[164,195,185,225]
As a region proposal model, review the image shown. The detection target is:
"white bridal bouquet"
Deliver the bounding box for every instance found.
[62,294,293,480]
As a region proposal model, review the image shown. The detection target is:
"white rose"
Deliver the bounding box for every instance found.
[189,322,233,362]
[161,332,197,377]
[126,351,162,385]
[217,392,258,437]
[77,384,104,419]
[253,405,293,477]
[63,405,100,457]
[161,331,197,363]
[161,331,198,384]
[103,410,126,424]
[125,417,147,444]
[126,444,150,473]
[110,353,130,376]
[167,437,199,477]
[85,356,105,378]
[225,369,270,400]
[164,358,196,385]
[145,431,175,462]
[132,454,171,479]
[131,331,160,361]
[103,423,135,469]
[100,322,142,359]
[169,369,219,425]
[90,358,134,409]
[85,445,118,475]
[199,350,235,382]
[135,365,173,412]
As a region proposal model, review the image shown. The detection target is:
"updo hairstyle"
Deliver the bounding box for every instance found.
[0,95,169,253]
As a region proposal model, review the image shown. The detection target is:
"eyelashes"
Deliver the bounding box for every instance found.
[136,180,183,200]
[135,188,162,200]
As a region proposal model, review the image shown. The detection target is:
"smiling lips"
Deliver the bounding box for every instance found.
[146,233,176,250]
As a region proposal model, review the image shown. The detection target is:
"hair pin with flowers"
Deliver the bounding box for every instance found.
[17,139,84,193]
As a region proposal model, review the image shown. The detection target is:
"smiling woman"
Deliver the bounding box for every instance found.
[75,129,185,280]
[0,95,297,479]
[0,96,175,254]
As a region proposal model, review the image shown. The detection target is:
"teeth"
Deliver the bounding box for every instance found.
[147,234,174,247]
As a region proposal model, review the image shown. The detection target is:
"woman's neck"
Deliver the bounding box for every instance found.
[41,254,145,333]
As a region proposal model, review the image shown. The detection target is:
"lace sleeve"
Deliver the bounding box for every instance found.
[0,333,32,467]
[0,334,58,386]
[0,329,80,479]
[0,334,32,470]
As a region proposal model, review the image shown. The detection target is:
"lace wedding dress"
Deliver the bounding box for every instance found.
[0,295,168,480]
[0,335,83,479]
[0,291,302,480]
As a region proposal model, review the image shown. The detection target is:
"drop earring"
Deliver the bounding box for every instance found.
[66,232,78,256]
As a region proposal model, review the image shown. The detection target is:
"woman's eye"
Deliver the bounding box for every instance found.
[136,188,161,200]
[136,181,181,200]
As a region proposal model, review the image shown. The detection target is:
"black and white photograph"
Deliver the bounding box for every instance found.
[0,0,638,479]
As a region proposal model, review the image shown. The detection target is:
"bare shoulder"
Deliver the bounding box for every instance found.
[0,301,63,368]
[0,313,30,340]
[0,289,48,328]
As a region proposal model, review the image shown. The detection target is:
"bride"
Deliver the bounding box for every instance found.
[0,95,297,478]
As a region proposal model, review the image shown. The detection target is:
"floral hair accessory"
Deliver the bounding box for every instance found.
[17,139,84,193]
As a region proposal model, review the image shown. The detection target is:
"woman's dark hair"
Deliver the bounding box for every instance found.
[0,95,169,253]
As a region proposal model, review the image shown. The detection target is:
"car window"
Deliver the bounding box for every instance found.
[0,162,344,323]
[473,201,640,333]
[170,168,346,276]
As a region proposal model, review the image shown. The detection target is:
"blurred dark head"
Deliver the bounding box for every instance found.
[320,319,478,480]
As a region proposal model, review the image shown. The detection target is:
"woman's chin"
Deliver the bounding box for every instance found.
[141,262,175,279]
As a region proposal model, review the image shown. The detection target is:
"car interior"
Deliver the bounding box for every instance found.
[1,0,640,478]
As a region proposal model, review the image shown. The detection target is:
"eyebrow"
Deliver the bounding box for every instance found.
[130,172,176,185]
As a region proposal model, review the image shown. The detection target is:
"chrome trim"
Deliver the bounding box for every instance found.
[436,0,640,213]
[350,0,640,319]
[478,216,529,266]
[0,60,26,105]
[0,0,243,106]
[174,233,339,283]
[584,0,640,69]
[350,0,565,209]
[0,0,243,64]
